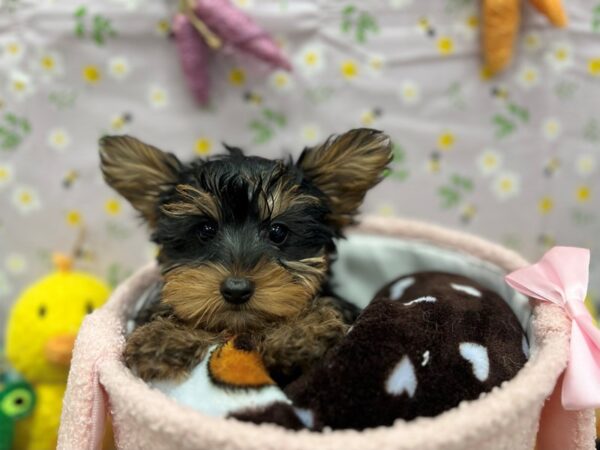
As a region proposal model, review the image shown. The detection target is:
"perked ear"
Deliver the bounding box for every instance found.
[99,135,182,226]
[297,128,392,229]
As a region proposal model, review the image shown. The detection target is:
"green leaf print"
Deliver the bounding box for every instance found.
[492,115,516,138]
[340,5,379,43]
[583,118,600,143]
[0,113,31,151]
[507,103,529,123]
[107,263,133,289]
[48,90,78,110]
[386,143,410,182]
[592,4,600,32]
[73,5,116,46]
[249,108,286,144]
[555,81,578,100]
[438,174,474,209]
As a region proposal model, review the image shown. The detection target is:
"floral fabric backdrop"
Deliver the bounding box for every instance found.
[1,0,599,343]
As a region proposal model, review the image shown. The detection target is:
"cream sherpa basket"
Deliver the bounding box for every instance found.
[58,217,595,450]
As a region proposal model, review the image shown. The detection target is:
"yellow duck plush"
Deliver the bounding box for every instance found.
[5,254,110,450]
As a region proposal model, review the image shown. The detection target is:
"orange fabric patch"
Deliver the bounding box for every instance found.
[208,340,274,388]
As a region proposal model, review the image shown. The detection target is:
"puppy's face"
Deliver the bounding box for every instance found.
[100,129,391,333]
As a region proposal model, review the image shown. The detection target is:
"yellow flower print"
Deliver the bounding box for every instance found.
[82,65,101,84]
[194,137,213,156]
[437,131,456,151]
[66,210,83,227]
[228,68,246,86]
[378,204,395,217]
[5,253,27,275]
[340,59,359,80]
[148,85,169,109]
[523,32,542,52]
[588,58,600,76]
[301,125,320,145]
[155,19,171,36]
[436,36,454,56]
[360,110,376,126]
[576,185,591,203]
[105,198,122,216]
[0,163,14,188]
[538,196,554,214]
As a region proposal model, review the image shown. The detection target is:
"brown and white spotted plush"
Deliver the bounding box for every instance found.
[232,271,528,431]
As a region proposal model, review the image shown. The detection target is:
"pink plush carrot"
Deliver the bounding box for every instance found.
[193,0,292,71]
[172,13,211,105]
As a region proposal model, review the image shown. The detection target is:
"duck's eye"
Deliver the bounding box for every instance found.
[85,302,94,314]
[198,220,218,240]
[38,305,46,318]
[268,223,289,245]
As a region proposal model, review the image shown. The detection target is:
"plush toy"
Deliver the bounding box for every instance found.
[147,271,527,430]
[5,253,110,450]
[482,0,567,75]
[173,0,291,104]
[0,370,35,450]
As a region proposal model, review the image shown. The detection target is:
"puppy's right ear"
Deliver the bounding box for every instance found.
[99,135,182,226]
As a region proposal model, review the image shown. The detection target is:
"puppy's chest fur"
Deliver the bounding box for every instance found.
[127,283,352,384]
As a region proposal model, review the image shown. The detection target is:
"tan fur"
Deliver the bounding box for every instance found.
[99,135,181,226]
[162,255,327,333]
[299,129,392,228]
[259,298,349,377]
[257,179,320,221]
[161,184,221,221]
[124,316,224,381]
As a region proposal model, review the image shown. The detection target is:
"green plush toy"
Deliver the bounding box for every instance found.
[0,372,36,450]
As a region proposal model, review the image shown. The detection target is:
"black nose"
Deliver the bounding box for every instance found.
[220,277,254,304]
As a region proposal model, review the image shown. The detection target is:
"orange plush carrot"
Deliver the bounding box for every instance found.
[482,0,521,75]
[482,0,568,76]
[529,0,568,27]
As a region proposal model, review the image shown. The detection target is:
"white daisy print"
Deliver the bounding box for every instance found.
[367,54,385,77]
[5,253,27,275]
[109,113,130,133]
[492,172,521,200]
[360,110,377,127]
[47,127,72,152]
[523,32,542,52]
[544,42,573,72]
[295,44,325,76]
[515,64,540,89]
[541,118,561,141]
[108,56,131,80]
[300,124,321,146]
[0,271,13,299]
[0,163,15,190]
[148,85,169,109]
[477,149,503,176]
[7,70,35,100]
[268,70,294,92]
[11,185,41,214]
[0,37,25,65]
[389,0,413,9]
[32,50,64,80]
[398,80,421,106]
[575,154,596,177]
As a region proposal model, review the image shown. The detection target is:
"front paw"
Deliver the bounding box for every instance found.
[124,324,191,382]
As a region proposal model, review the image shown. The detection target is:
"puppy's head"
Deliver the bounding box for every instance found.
[99,129,391,333]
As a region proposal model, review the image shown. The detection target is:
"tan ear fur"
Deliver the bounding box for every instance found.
[297,128,392,229]
[99,135,181,225]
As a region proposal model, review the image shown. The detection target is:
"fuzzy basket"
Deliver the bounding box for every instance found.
[57,216,595,450]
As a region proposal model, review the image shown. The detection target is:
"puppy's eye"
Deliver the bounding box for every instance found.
[198,220,218,239]
[268,223,289,245]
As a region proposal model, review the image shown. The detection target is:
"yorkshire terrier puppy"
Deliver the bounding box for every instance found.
[99,128,392,383]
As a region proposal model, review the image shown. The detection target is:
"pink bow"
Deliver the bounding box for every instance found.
[506,246,600,410]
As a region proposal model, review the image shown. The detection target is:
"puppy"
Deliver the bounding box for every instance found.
[99,128,392,383]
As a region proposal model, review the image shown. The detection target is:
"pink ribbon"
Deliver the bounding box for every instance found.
[505,246,600,410]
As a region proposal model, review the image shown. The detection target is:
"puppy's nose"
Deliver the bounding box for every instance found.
[220,277,254,304]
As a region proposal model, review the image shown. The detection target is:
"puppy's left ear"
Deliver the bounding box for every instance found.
[297,128,392,229]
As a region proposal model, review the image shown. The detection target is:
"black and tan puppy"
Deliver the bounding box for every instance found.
[99,129,392,382]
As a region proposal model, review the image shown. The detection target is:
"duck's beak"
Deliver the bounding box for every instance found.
[45,334,77,367]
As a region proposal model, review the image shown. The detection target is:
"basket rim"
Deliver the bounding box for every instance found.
[95,216,571,448]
